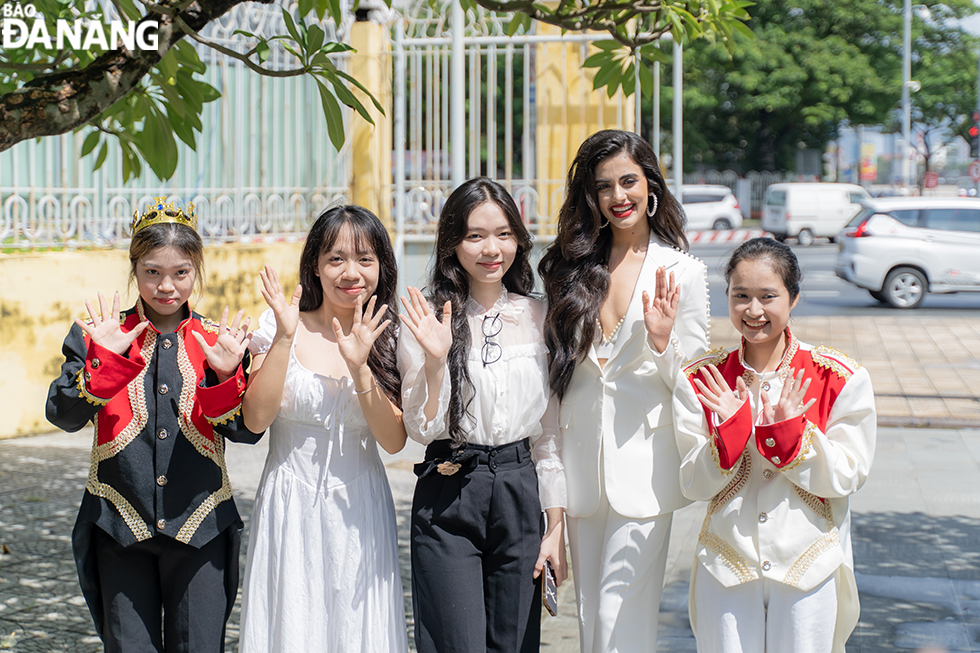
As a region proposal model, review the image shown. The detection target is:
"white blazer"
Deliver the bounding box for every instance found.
[560,234,710,520]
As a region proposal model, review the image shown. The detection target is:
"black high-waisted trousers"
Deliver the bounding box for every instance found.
[411,437,543,653]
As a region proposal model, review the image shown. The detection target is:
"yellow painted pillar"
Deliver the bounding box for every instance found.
[349,21,393,226]
[534,25,635,225]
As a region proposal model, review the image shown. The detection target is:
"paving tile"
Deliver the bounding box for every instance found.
[876,396,913,416]
[908,401,950,419]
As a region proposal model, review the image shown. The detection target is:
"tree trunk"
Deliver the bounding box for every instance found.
[757,110,776,172]
[0,0,268,151]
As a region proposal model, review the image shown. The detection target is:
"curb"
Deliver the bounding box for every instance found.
[877,416,980,429]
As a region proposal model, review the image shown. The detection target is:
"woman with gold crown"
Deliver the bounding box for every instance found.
[46,199,262,652]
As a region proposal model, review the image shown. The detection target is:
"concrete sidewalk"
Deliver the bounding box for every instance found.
[2,314,980,652]
[707,314,980,428]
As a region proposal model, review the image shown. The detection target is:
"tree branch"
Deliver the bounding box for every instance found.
[0,50,71,73]
[0,0,271,152]
[471,0,672,49]
[471,0,638,47]
[175,16,308,78]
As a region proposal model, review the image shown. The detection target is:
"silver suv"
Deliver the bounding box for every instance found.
[835,197,980,308]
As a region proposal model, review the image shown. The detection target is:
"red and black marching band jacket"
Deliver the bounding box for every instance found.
[46,301,262,549]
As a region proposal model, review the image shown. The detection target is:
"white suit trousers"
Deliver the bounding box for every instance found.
[693,563,839,653]
[567,486,673,653]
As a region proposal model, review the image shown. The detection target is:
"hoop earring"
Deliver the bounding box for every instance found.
[646,193,659,217]
[600,218,610,229]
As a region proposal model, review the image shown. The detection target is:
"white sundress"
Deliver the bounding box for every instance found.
[239,309,408,653]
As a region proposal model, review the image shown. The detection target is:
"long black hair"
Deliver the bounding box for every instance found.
[298,205,401,407]
[430,177,534,448]
[538,129,688,399]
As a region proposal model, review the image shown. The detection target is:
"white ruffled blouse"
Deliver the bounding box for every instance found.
[396,291,567,510]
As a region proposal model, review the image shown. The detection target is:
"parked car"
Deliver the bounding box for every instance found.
[762,183,870,246]
[680,185,743,231]
[835,197,980,308]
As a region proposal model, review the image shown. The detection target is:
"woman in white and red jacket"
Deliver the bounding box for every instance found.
[672,238,875,653]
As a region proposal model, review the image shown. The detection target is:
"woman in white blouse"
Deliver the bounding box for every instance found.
[397,177,567,653]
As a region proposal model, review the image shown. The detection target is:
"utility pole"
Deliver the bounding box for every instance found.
[976,46,980,196]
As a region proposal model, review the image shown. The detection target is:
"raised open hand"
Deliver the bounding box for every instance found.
[192,307,251,383]
[693,364,749,424]
[75,291,149,355]
[760,368,816,425]
[259,265,302,339]
[399,286,452,362]
[642,266,680,353]
[333,294,391,370]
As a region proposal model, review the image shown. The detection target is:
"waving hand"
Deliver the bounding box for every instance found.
[192,307,252,383]
[642,266,680,353]
[399,286,453,362]
[75,292,149,355]
[334,294,392,370]
[258,265,302,339]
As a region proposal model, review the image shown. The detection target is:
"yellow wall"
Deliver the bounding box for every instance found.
[0,244,304,439]
[534,25,636,224]
[349,21,393,226]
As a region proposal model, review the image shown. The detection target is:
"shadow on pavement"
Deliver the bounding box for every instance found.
[849,511,980,652]
[4,442,980,652]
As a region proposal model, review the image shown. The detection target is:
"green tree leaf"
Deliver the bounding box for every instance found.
[592,40,622,52]
[93,142,109,171]
[133,106,179,180]
[281,8,302,44]
[315,80,346,151]
[257,39,272,63]
[307,24,325,57]
[168,106,198,149]
[80,131,100,157]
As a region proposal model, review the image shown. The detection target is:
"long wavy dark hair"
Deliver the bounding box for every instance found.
[298,205,401,407]
[538,129,688,399]
[429,177,534,448]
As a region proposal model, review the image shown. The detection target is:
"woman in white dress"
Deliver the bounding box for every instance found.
[239,205,409,652]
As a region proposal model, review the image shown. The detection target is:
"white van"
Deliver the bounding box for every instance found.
[762,183,870,246]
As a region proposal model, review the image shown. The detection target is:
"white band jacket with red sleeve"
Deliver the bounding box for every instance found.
[672,328,875,651]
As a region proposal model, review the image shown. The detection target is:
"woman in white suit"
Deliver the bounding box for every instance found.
[538,130,710,653]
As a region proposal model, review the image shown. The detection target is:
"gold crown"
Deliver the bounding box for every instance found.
[131,197,197,235]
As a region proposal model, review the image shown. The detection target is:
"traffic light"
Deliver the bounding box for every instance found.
[971,124,980,159]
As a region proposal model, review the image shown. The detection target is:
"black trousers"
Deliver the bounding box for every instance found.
[411,438,543,653]
[92,527,231,653]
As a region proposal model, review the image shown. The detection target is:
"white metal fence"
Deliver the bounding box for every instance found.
[390,1,632,240]
[0,0,352,249]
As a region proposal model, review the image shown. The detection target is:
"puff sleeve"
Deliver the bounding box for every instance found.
[396,320,451,444]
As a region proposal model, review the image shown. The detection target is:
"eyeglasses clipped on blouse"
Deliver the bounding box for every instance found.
[481,313,502,367]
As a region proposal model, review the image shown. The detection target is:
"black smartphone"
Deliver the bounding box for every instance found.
[542,560,558,617]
